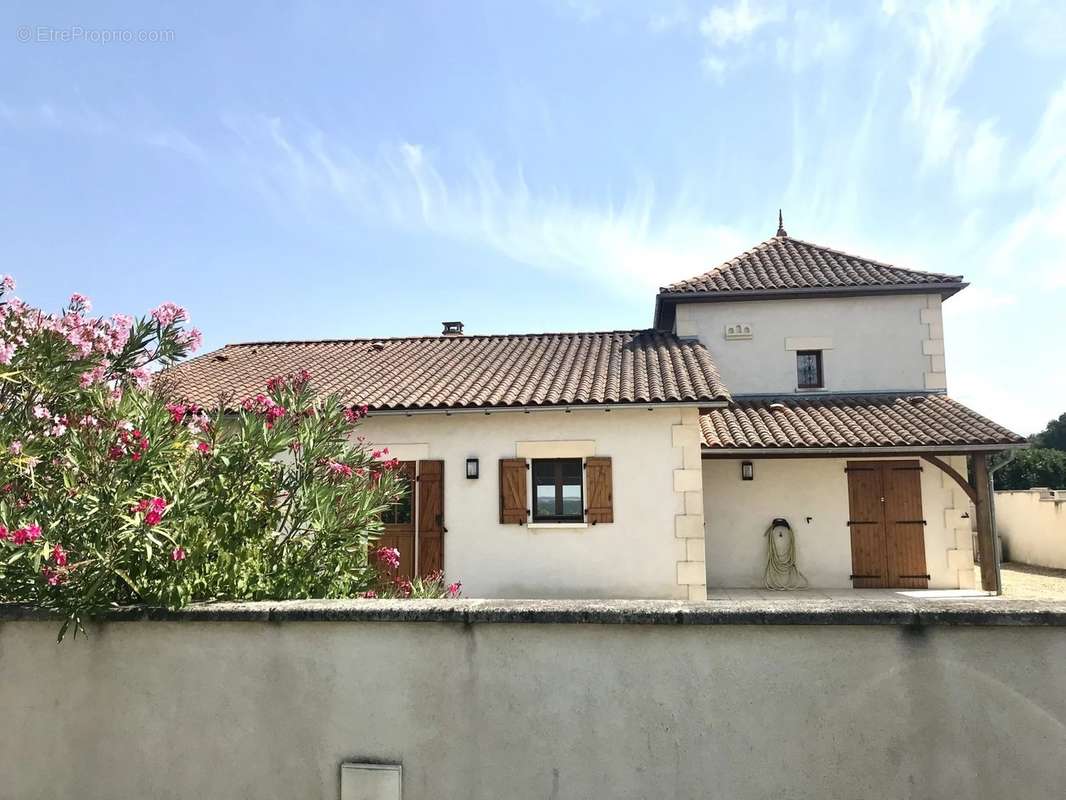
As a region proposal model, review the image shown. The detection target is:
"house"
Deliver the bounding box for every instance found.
[171,217,1025,599]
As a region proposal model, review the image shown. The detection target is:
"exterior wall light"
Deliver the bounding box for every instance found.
[466,457,479,479]
[741,461,754,481]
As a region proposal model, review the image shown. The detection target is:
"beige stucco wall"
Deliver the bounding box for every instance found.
[702,456,974,589]
[997,489,1066,569]
[675,293,946,395]
[359,407,702,599]
[1,618,1064,799]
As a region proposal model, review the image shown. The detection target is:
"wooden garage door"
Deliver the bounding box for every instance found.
[846,461,928,589]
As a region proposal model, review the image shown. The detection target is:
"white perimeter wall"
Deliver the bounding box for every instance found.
[675,293,946,395]
[2,619,1065,799]
[359,408,698,599]
[702,456,975,589]
[997,489,1066,569]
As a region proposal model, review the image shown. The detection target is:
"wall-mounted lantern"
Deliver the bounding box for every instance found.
[741,461,754,481]
[466,457,479,479]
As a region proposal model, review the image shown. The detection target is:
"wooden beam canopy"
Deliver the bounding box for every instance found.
[920,455,978,504]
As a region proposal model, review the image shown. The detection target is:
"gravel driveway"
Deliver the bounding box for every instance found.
[993,562,1066,599]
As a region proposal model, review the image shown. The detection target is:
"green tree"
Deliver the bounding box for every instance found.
[994,448,1066,491]
[1033,412,1066,452]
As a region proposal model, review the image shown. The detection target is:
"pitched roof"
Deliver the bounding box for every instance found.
[167,330,731,412]
[699,394,1025,452]
[660,236,965,297]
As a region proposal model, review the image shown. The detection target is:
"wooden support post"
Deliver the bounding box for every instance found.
[973,453,999,593]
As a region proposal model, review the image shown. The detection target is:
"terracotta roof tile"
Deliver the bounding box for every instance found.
[699,395,1025,450]
[661,236,964,296]
[168,330,731,411]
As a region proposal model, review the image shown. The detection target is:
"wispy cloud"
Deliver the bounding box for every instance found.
[979,79,1066,286]
[220,116,746,296]
[699,0,784,46]
[694,1,853,80]
[648,4,691,34]
[953,117,1006,198]
[892,0,1003,169]
[0,100,205,162]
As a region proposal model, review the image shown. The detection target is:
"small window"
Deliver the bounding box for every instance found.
[796,350,824,389]
[532,458,584,522]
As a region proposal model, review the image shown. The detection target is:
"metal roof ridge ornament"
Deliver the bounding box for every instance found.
[776,209,788,238]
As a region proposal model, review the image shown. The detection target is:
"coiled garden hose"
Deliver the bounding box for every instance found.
[764,519,808,591]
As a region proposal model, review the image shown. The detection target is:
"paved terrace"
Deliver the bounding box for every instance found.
[3,596,1066,626]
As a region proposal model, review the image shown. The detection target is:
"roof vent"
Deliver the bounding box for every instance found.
[769,402,787,412]
[213,354,229,362]
[369,341,385,352]
[908,395,928,405]
[441,321,464,337]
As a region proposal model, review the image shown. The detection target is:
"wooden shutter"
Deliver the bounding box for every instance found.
[416,460,444,577]
[585,456,613,524]
[846,462,888,588]
[499,458,528,524]
[380,460,416,579]
[882,462,928,589]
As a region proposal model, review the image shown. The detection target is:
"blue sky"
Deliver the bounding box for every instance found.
[1,0,1063,433]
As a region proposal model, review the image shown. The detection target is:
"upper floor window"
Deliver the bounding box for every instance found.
[532,458,583,522]
[796,350,824,389]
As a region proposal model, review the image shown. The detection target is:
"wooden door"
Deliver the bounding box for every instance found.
[379,460,416,579]
[846,461,928,589]
[417,460,444,578]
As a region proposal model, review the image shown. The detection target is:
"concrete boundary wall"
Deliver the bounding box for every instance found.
[2,599,1065,800]
[997,488,1066,569]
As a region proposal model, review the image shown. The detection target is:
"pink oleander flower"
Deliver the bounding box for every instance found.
[171,547,186,562]
[393,576,413,598]
[343,404,370,423]
[32,404,50,419]
[196,441,210,454]
[179,328,203,353]
[326,460,353,478]
[133,497,167,525]
[51,543,68,566]
[0,524,7,541]
[373,546,401,572]
[11,523,42,546]
[79,366,106,387]
[363,589,377,598]
[446,581,462,598]
[0,340,15,364]
[107,314,133,354]
[166,402,187,424]
[8,440,22,455]
[150,301,187,327]
[0,275,14,293]
[130,367,152,390]
[42,566,66,586]
[68,292,91,310]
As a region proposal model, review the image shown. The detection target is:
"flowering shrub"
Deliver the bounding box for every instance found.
[0,277,417,638]
[366,545,462,599]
